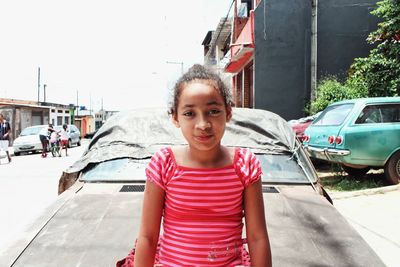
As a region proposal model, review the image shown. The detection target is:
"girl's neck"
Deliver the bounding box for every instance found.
[178,145,232,169]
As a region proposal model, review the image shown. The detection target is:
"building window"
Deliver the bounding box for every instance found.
[51,109,56,112]
[58,110,63,113]
[65,117,69,124]
[57,116,62,125]
[65,110,69,114]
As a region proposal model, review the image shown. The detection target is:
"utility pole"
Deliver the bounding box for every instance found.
[37,67,41,104]
[76,90,79,116]
[43,84,47,102]
[311,0,318,102]
[89,93,92,116]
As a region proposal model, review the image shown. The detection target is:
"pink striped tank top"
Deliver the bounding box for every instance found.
[145,147,262,266]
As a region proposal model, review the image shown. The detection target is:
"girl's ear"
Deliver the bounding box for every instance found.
[226,106,232,122]
[171,114,180,128]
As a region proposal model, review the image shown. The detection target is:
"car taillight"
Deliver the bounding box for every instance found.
[335,136,343,145]
[328,135,335,144]
[302,135,310,142]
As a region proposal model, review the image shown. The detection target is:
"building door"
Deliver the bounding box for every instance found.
[32,111,42,125]
[236,74,243,107]
[243,62,254,108]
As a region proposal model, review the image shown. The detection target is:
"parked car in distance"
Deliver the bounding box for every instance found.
[54,124,81,148]
[303,97,400,184]
[12,125,48,156]
[83,129,98,139]
[288,112,321,140]
[1,108,384,267]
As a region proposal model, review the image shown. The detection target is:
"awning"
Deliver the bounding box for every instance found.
[225,44,254,73]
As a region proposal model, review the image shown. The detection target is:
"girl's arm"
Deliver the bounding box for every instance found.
[134,180,165,267]
[244,179,272,267]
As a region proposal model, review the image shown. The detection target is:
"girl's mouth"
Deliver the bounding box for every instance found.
[194,135,213,142]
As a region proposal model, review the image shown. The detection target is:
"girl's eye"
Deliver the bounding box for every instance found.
[183,111,194,117]
[209,109,221,116]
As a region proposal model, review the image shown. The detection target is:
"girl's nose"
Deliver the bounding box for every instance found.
[196,117,211,130]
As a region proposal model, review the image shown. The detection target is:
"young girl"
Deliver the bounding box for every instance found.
[129,64,271,266]
[59,124,69,156]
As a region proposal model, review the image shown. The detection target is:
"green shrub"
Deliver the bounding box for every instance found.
[307,76,367,114]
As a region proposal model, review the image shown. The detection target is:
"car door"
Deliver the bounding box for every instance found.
[343,103,400,166]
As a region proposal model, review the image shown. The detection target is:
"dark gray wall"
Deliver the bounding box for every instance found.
[254,0,312,120]
[253,0,379,120]
[318,0,379,80]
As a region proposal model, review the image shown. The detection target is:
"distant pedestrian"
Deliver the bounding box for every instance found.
[0,113,12,163]
[59,124,69,156]
[39,124,54,158]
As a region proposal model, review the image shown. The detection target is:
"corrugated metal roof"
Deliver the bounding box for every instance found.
[205,17,232,60]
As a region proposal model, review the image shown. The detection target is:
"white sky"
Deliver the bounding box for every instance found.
[0,0,231,111]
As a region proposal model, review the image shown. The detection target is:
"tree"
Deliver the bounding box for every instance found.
[348,0,400,97]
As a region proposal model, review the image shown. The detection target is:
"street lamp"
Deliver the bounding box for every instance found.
[166,61,184,74]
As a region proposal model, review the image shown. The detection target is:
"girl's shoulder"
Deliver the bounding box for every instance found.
[234,147,256,163]
[146,147,176,189]
[148,147,177,174]
[152,146,175,163]
[234,147,262,187]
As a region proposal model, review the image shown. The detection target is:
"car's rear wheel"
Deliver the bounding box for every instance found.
[77,138,81,146]
[68,139,72,148]
[14,152,20,156]
[341,165,370,177]
[384,151,400,185]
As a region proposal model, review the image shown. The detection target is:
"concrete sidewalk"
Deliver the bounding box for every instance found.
[332,188,400,267]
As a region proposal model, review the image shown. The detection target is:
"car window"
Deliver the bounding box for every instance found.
[356,104,400,124]
[70,125,79,132]
[20,126,44,136]
[258,154,317,183]
[81,153,316,184]
[81,158,149,182]
[313,103,354,126]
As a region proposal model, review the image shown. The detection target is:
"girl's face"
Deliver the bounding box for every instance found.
[172,81,232,152]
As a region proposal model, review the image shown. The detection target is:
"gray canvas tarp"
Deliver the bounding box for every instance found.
[59,107,296,193]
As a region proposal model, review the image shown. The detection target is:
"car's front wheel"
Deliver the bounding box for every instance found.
[14,152,21,156]
[384,151,400,185]
[341,165,370,177]
[68,139,72,148]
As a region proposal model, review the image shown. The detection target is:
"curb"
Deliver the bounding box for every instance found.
[328,184,400,200]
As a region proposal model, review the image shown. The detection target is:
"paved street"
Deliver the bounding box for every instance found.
[1,140,399,266]
[332,189,400,267]
[0,141,88,254]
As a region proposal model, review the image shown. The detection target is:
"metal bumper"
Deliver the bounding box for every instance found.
[304,145,350,161]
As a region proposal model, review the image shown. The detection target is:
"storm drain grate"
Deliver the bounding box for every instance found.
[120,185,145,192]
[262,186,279,193]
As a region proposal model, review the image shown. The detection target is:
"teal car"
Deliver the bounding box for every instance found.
[303,97,400,185]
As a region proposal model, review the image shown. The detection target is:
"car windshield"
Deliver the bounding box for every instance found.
[81,152,317,184]
[20,126,44,136]
[313,103,354,126]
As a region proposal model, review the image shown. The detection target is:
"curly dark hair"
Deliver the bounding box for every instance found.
[168,64,233,115]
